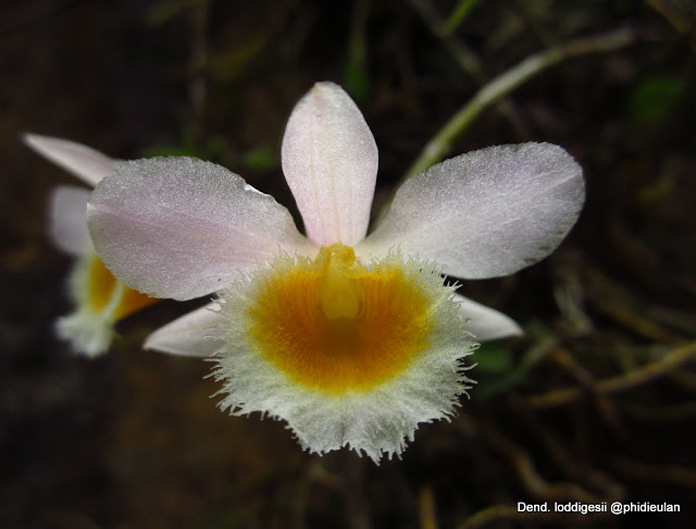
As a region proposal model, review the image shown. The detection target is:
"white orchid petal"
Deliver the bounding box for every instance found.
[452,293,522,341]
[358,143,584,279]
[88,157,316,301]
[281,82,378,247]
[23,133,117,187]
[144,302,223,357]
[49,186,92,255]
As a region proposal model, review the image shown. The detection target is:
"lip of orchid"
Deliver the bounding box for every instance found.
[83,81,584,460]
[212,243,478,462]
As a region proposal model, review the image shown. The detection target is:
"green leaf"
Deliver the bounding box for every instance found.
[626,75,685,125]
[473,342,513,374]
[243,146,277,172]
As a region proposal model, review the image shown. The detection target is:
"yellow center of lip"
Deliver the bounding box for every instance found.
[87,252,157,319]
[246,244,434,394]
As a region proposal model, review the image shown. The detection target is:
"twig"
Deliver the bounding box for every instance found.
[518,407,626,502]
[337,452,372,529]
[614,456,696,489]
[458,504,519,529]
[409,0,532,142]
[404,27,635,180]
[443,0,481,37]
[645,0,696,52]
[483,423,602,504]
[547,348,624,430]
[624,400,696,422]
[189,0,209,145]
[524,341,696,409]
[419,485,439,529]
[584,266,682,344]
[409,0,483,80]
[457,503,597,528]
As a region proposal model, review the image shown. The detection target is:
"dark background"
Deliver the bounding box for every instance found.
[1,1,695,528]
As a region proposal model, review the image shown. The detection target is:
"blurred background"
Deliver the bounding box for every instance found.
[1,0,695,527]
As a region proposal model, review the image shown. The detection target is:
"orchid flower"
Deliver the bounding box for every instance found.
[86,82,584,462]
[24,134,157,357]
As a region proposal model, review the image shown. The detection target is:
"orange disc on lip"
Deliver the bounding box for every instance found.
[246,244,435,394]
[86,252,157,319]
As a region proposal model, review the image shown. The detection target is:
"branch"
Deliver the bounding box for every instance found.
[404,27,635,180]
[524,341,696,409]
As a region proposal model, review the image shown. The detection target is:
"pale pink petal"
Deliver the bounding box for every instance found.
[281,82,378,247]
[23,133,117,187]
[452,293,522,341]
[88,157,316,300]
[144,302,223,357]
[49,186,91,255]
[358,143,584,279]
